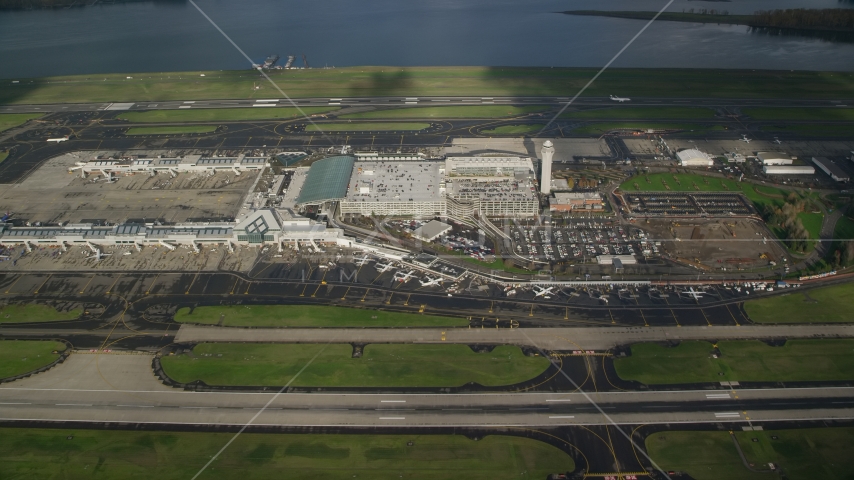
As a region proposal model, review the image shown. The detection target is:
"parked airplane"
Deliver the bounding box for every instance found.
[419,276,443,287]
[533,286,555,298]
[46,135,70,143]
[680,287,704,302]
[610,95,630,103]
[86,250,112,262]
[394,270,417,283]
[740,135,751,143]
[374,262,394,273]
[773,137,782,145]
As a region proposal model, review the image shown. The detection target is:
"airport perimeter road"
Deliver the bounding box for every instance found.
[1,355,853,428]
[173,324,854,351]
[1,96,849,113]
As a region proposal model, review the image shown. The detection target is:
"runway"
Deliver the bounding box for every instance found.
[1,355,852,428]
[2,96,850,114]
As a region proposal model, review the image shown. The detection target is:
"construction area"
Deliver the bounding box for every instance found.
[641,218,787,272]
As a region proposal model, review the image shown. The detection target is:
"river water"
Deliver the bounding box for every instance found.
[1,0,853,78]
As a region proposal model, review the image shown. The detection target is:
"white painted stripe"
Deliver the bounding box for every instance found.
[0,402,31,405]
[180,406,217,409]
[380,400,406,403]
[549,416,575,419]
[117,405,154,408]
[706,394,731,398]
[431,99,450,102]
[252,104,277,107]
[404,102,418,104]
[179,106,192,109]
[379,417,405,420]
[56,403,92,406]
[328,102,341,105]
[545,399,572,402]
[255,99,279,102]
[183,101,196,104]
[329,98,342,101]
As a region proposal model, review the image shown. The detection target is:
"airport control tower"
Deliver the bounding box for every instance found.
[540,140,554,194]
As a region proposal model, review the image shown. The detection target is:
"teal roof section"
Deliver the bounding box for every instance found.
[296,156,355,205]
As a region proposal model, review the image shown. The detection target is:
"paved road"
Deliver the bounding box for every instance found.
[1,355,852,427]
[173,324,854,350]
[1,96,850,113]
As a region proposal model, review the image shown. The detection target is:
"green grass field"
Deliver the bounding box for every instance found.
[0,428,574,480]
[744,282,854,323]
[0,151,7,164]
[0,113,42,132]
[305,122,430,132]
[562,106,716,120]
[118,107,335,123]
[481,124,543,135]
[613,339,854,384]
[0,340,66,379]
[797,212,824,240]
[2,68,853,105]
[760,124,854,137]
[0,303,82,324]
[160,343,549,387]
[573,122,724,135]
[744,107,854,122]
[174,304,467,327]
[126,125,217,135]
[339,105,549,119]
[646,428,854,480]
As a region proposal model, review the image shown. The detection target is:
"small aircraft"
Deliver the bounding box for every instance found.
[374,261,394,273]
[533,286,555,298]
[393,270,417,283]
[419,276,443,287]
[86,250,112,262]
[610,95,631,103]
[740,135,751,143]
[46,135,70,143]
[680,287,704,302]
[353,254,374,267]
[773,137,782,145]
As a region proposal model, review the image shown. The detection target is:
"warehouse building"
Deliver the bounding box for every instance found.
[758,152,793,166]
[812,157,850,182]
[763,165,815,175]
[676,149,714,167]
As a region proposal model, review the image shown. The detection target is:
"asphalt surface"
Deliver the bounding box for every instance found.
[2,96,851,113]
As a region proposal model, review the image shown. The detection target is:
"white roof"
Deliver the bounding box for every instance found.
[345,161,444,202]
[676,149,711,162]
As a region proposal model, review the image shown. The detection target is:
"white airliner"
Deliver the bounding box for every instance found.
[393,270,416,283]
[773,137,782,145]
[740,135,752,143]
[86,250,112,262]
[47,135,70,143]
[419,276,443,287]
[533,286,555,298]
[374,262,394,273]
[610,95,631,103]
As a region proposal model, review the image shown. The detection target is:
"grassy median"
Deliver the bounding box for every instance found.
[160,343,549,387]
[3,68,853,105]
[481,124,543,135]
[174,304,467,327]
[0,113,42,132]
[562,106,715,120]
[126,125,217,135]
[744,283,854,323]
[574,122,725,135]
[0,303,82,324]
[119,107,336,123]
[0,340,66,379]
[305,122,430,132]
[0,428,574,480]
[646,428,854,480]
[339,105,549,119]
[613,340,854,384]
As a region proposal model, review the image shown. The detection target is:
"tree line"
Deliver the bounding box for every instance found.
[751,9,854,31]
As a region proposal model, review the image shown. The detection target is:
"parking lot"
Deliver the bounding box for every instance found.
[503,219,650,264]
